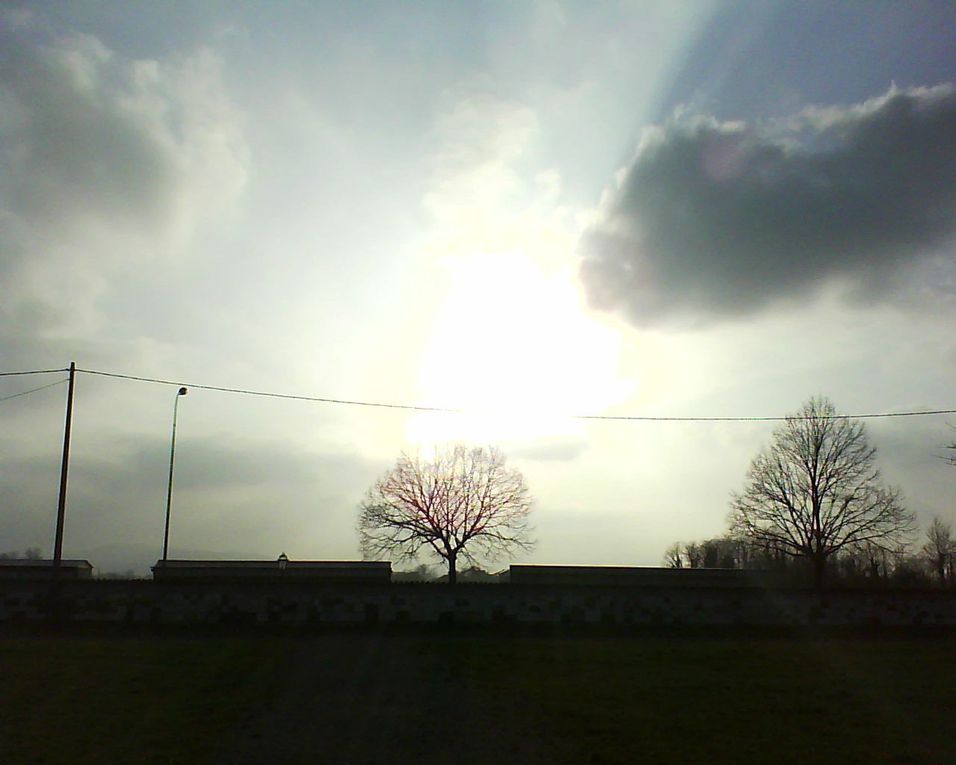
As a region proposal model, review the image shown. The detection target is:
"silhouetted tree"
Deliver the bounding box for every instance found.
[685,542,703,568]
[922,517,954,586]
[888,552,934,587]
[846,542,888,581]
[663,542,685,568]
[664,537,766,570]
[729,396,915,588]
[359,445,534,584]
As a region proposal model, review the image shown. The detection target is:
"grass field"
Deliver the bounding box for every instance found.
[0,637,283,763]
[1,633,954,764]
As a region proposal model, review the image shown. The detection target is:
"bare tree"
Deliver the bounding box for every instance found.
[663,542,685,568]
[685,542,703,568]
[921,517,954,586]
[359,444,534,584]
[664,537,765,571]
[729,396,915,588]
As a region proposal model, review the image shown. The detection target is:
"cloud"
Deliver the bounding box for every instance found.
[0,435,385,573]
[0,15,247,343]
[423,91,539,224]
[507,436,587,462]
[580,84,956,326]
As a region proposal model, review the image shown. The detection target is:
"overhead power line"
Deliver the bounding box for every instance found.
[575,409,956,422]
[73,366,956,423]
[0,378,69,403]
[0,368,70,377]
[77,368,460,413]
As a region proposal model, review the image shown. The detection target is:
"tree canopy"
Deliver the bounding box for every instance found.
[729,396,915,587]
[922,517,954,586]
[358,444,534,584]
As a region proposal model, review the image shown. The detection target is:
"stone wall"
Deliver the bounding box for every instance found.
[2,580,954,628]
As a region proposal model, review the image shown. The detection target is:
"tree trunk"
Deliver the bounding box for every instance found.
[812,554,826,590]
[447,551,457,585]
[936,555,946,587]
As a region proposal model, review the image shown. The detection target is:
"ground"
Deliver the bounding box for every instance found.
[1,633,954,764]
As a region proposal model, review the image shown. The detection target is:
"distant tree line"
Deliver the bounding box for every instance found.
[664,397,954,588]
[664,533,951,587]
[391,563,501,583]
[0,547,42,560]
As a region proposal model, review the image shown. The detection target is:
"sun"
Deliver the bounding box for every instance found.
[408,249,632,448]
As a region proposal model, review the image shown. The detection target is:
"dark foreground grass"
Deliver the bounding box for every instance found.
[449,636,956,764]
[1,633,954,764]
[0,636,283,764]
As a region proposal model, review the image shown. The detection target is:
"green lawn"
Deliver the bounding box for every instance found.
[1,634,953,764]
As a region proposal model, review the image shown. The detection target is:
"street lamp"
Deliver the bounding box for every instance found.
[162,387,188,562]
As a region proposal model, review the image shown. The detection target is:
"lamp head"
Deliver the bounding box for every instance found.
[177,387,188,396]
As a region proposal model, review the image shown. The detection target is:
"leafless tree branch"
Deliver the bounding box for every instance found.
[358,444,535,584]
[729,396,915,587]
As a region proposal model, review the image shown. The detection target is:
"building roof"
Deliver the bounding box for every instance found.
[507,564,770,587]
[152,559,389,569]
[0,559,93,568]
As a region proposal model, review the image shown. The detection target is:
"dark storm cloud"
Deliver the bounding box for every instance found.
[580,85,956,326]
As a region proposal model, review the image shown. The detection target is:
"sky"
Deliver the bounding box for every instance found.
[1,0,955,574]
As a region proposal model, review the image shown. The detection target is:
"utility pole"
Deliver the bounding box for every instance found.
[162,387,188,561]
[52,361,76,579]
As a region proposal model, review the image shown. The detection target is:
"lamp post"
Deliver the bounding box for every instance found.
[162,387,188,562]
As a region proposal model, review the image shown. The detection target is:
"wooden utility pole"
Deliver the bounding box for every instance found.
[52,361,76,578]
